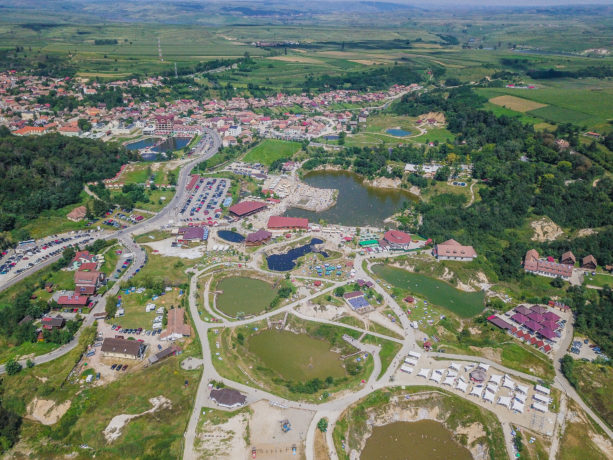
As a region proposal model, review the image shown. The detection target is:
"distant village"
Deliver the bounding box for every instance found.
[0,71,420,146]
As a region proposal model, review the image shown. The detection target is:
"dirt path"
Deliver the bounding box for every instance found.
[465,182,477,207]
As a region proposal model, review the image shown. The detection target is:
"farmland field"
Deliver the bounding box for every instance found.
[242,139,301,165]
[489,95,547,112]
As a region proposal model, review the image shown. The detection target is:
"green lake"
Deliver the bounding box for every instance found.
[372,264,485,317]
[248,330,346,381]
[216,277,277,317]
[285,170,418,227]
[361,420,472,460]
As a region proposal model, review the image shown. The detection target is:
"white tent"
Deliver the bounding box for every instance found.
[486,383,499,394]
[408,351,422,359]
[456,379,468,393]
[404,357,418,366]
[400,364,414,374]
[532,402,548,413]
[497,396,512,408]
[442,376,455,386]
[534,384,551,395]
[515,393,527,403]
[489,374,502,385]
[449,362,461,371]
[516,384,529,394]
[446,370,458,378]
[465,363,477,372]
[430,372,443,384]
[483,391,495,403]
[533,393,550,405]
[478,363,490,371]
[512,400,525,413]
[417,368,430,378]
[502,376,515,390]
[470,385,483,397]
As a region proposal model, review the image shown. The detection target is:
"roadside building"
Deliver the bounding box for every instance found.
[228,200,267,218]
[148,344,181,365]
[433,239,477,261]
[101,337,145,360]
[267,216,309,230]
[209,388,246,408]
[41,314,66,330]
[57,294,89,309]
[74,270,104,295]
[160,308,192,341]
[177,226,208,243]
[245,229,272,246]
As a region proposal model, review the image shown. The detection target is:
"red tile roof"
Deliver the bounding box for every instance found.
[383,230,412,245]
[57,295,89,305]
[228,201,267,217]
[267,216,309,229]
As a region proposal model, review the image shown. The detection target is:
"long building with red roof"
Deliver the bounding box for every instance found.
[228,200,267,218]
[267,216,309,230]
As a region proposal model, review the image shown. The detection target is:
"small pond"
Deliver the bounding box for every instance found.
[361,420,472,460]
[266,238,325,272]
[217,230,245,243]
[386,128,412,137]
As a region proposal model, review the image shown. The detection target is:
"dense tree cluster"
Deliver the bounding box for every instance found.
[302,65,424,92]
[567,286,613,357]
[0,130,134,232]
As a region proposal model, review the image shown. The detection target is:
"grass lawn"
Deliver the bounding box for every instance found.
[573,361,613,428]
[0,340,60,365]
[17,192,90,239]
[242,139,301,165]
[130,249,198,287]
[361,334,401,379]
[0,266,75,307]
[134,230,173,244]
[410,127,456,144]
[558,400,610,460]
[134,188,176,213]
[118,287,184,330]
[583,273,613,289]
[4,324,202,459]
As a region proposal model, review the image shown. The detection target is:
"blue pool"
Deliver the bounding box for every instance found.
[218,230,245,243]
[386,128,412,137]
[267,238,325,271]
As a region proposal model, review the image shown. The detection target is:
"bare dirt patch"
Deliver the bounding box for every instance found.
[349,59,385,65]
[196,409,249,459]
[530,217,564,242]
[103,396,172,442]
[470,346,502,363]
[250,400,315,460]
[489,95,547,113]
[27,398,71,425]
[418,112,446,123]
[577,228,597,237]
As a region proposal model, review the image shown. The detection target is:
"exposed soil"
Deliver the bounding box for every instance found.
[103,396,172,442]
[27,398,71,425]
[530,217,564,242]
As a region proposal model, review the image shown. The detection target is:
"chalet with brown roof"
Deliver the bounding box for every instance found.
[67,205,87,222]
[101,337,145,360]
[42,315,65,330]
[560,251,576,266]
[581,255,597,270]
[74,270,104,295]
[433,239,477,261]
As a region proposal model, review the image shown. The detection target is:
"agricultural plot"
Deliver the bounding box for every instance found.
[489,95,547,112]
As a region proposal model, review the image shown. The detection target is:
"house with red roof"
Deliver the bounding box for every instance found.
[229,201,267,218]
[57,294,89,308]
[382,230,411,250]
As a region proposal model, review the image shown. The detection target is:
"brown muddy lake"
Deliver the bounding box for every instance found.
[361,420,473,460]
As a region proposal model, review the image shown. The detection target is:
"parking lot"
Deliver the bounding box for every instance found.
[0,229,104,282]
[179,177,230,224]
[570,336,606,361]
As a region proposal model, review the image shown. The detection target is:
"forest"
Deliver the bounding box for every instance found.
[0,129,135,235]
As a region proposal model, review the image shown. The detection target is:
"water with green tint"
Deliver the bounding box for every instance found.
[216,277,277,317]
[284,170,418,227]
[361,420,472,460]
[372,264,485,317]
[248,330,346,381]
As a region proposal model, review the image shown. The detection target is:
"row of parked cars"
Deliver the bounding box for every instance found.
[0,232,95,276]
[110,364,128,371]
[110,324,163,336]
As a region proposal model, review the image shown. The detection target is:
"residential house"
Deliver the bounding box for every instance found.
[42,314,66,330]
[74,270,104,295]
[560,251,576,266]
[160,308,192,341]
[524,250,572,280]
[209,388,246,408]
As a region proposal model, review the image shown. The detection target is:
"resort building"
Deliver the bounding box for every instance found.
[433,239,477,261]
[245,229,272,246]
[209,388,246,409]
[267,216,309,230]
[228,200,268,218]
[524,249,572,279]
[381,230,412,250]
[160,308,192,341]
